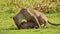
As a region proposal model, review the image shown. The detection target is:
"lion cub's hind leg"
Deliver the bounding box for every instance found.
[43,20,48,28]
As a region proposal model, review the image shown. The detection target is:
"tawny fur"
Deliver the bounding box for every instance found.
[13,8,60,29]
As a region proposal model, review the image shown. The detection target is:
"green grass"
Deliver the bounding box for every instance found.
[0,12,60,34]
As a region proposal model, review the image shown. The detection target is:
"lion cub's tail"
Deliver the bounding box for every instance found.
[48,21,60,26]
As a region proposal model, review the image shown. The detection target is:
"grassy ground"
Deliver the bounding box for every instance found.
[0,12,60,34]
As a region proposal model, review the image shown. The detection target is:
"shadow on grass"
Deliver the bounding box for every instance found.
[0,27,40,30]
[1,25,60,30]
[6,28,18,30]
[0,28,19,30]
[1,27,49,30]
